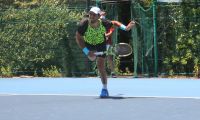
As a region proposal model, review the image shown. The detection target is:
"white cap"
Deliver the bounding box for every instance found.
[89,7,101,15]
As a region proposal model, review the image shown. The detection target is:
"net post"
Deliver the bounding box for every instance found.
[153,0,158,77]
[130,0,138,78]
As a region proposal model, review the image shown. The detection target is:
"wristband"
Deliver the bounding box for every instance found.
[82,47,89,55]
[119,24,127,31]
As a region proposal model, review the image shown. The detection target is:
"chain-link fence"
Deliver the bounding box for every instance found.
[0,0,200,77]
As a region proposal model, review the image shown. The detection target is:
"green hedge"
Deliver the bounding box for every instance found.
[0,5,88,77]
[157,2,200,76]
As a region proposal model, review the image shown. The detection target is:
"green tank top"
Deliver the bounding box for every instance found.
[84,20,106,45]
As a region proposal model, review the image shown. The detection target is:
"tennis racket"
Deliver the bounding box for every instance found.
[88,43,132,61]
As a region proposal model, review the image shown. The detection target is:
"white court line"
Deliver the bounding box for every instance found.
[0,93,200,99]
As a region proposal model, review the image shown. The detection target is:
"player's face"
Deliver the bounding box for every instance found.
[89,12,99,23]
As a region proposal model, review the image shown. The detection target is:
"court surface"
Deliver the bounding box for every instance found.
[0,77,200,120]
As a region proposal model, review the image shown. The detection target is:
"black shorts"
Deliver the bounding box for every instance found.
[85,41,106,58]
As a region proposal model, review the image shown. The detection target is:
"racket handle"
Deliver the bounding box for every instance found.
[94,52,104,55]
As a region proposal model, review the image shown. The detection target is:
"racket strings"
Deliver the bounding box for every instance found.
[116,44,132,56]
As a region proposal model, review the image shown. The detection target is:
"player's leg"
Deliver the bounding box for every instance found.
[107,55,117,78]
[106,42,117,78]
[97,57,109,98]
[96,42,109,98]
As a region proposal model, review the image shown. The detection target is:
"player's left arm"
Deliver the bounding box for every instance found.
[102,19,114,38]
[111,20,135,31]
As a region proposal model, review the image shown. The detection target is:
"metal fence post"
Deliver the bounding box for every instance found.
[153,0,158,77]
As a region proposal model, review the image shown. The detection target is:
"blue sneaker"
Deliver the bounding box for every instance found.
[100,89,109,98]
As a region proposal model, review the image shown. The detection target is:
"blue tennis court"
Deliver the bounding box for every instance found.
[0,77,200,120]
[0,77,200,98]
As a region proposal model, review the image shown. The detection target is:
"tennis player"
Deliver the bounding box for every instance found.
[100,11,135,78]
[75,6,113,98]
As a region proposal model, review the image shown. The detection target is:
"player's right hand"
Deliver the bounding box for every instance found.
[126,21,135,31]
[88,51,96,61]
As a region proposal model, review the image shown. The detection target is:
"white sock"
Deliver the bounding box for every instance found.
[103,84,107,89]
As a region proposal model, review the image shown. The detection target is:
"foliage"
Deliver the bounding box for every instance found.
[114,57,122,75]
[138,0,153,7]
[42,65,62,77]
[1,0,200,77]
[0,3,85,76]
[0,66,13,77]
[194,58,200,77]
[157,1,200,76]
